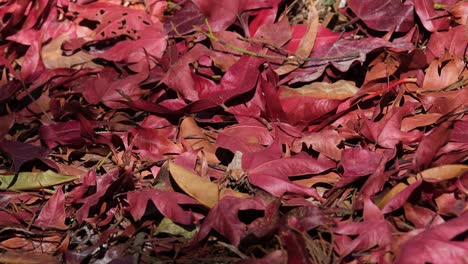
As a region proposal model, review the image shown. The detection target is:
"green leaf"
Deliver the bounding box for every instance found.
[154,217,198,240]
[0,170,78,191]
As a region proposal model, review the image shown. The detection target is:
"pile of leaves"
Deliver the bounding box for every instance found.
[0,0,467,263]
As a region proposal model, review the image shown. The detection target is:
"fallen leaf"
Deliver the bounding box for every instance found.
[419,164,468,183]
[168,161,250,208]
[0,170,78,191]
[275,3,318,75]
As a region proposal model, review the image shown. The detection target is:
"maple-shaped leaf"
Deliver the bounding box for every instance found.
[194,196,265,246]
[192,0,272,31]
[292,130,343,161]
[414,0,458,32]
[394,212,468,263]
[378,180,423,214]
[34,187,67,230]
[163,0,207,36]
[333,199,393,257]
[347,0,414,32]
[248,155,335,199]
[413,122,452,170]
[93,26,167,71]
[40,121,85,149]
[74,170,119,223]
[82,68,145,109]
[426,25,468,61]
[403,203,445,229]
[0,140,49,173]
[68,1,161,41]
[127,127,182,161]
[360,103,423,148]
[339,147,384,177]
[126,189,197,225]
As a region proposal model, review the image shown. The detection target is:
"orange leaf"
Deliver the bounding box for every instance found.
[178,117,219,163]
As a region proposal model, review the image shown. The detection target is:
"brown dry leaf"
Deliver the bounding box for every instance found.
[364,54,399,83]
[401,113,442,132]
[419,164,468,183]
[168,161,250,208]
[41,34,100,69]
[0,251,60,264]
[293,171,341,187]
[178,117,219,163]
[0,236,62,254]
[280,80,359,100]
[450,2,468,25]
[422,56,467,91]
[275,2,319,75]
[377,182,409,209]
[292,130,343,160]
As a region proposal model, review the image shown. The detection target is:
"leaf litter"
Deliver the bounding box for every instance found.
[0,0,467,263]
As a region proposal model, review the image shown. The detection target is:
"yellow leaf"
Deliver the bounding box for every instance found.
[41,34,100,70]
[377,182,409,209]
[168,161,250,208]
[279,80,358,100]
[0,170,78,191]
[419,164,468,182]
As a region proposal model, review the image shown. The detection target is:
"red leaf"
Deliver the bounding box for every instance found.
[126,189,197,225]
[128,127,182,161]
[0,140,49,173]
[360,103,423,148]
[334,199,393,257]
[380,180,423,214]
[414,0,457,32]
[195,196,265,246]
[39,121,85,148]
[0,211,22,228]
[163,1,207,36]
[192,0,272,31]
[340,147,384,177]
[347,0,414,32]
[82,68,144,109]
[216,123,274,154]
[413,121,452,170]
[395,212,468,263]
[248,155,334,199]
[404,203,444,229]
[426,25,468,61]
[34,188,67,230]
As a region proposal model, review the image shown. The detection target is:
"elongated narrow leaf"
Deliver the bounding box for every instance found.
[168,161,250,208]
[419,164,468,183]
[0,170,78,191]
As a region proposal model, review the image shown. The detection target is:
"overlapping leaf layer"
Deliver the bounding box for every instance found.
[0,0,467,262]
